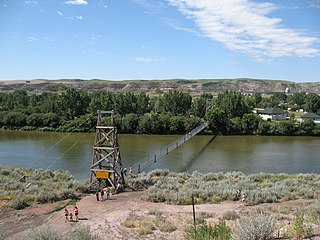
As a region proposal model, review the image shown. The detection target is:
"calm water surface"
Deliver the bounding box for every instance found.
[0,130,319,179]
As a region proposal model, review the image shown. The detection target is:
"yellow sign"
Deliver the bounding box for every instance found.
[96,171,109,179]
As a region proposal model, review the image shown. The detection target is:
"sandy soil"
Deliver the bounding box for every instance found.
[0,190,319,240]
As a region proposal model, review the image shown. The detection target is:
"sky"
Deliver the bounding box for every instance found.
[0,0,320,82]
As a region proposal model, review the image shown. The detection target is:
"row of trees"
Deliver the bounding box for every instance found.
[0,89,319,135]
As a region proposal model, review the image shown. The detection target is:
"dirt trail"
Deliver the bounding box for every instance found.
[1,190,319,240]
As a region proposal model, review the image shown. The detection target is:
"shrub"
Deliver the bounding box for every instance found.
[288,212,313,240]
[137,220,154,235]
[305,198,320,223]
[233,212,276,240]
[37,189,59,203]
[185,222,214,240]
[213,220,232,240]
[153,216,176,232]
[148,209,163,217]
[11,194,30,210]
[26,227,63,240]
[67,226,101,240]
[122,214,139,228]
[222,210,239,220]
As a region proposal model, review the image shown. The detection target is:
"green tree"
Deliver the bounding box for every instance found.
[241,113,260,134]
[304,93,320,113]
[136,93,150,115]
[88,91,113,114]
[169,116,186,134]
[122,113,139,133]
[214,91,250,118]
[27,113,45,127]
[57,88,89,120]
[158,90,192,115]
[299,119,316,135]
[190,93,213,118]
[205,108,228,135]
[2,112,27,127]
[288,92,306,106]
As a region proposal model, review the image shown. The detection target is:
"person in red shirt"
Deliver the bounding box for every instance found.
[73,206,79,221]
[64,208,69,223]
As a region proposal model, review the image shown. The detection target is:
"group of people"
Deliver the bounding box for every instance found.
[96,188,110,201]
[64,206,79,223]
[236,189,247,205]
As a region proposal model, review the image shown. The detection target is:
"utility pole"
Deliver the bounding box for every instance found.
[89,110,124,189]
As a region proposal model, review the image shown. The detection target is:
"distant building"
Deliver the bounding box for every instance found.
[258,107,287,121]
[300,113,320,124]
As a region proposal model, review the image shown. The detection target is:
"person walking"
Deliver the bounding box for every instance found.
[241,194,247,206]
[73,206,79,221]
[100,189,104,201]
[106,188,110,200]
[95,191,99,201]
[64,208,69,223]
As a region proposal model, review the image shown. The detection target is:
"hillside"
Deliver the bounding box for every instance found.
[1,78,320,94]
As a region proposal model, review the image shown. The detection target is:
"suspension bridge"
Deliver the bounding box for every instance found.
[130,121,209,174]
[89,110,209,188]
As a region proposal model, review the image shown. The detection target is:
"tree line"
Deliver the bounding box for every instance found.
[0,89,319,135]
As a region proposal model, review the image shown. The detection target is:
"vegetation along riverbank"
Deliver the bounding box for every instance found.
[0,89,320,136]
[1,167,320,239]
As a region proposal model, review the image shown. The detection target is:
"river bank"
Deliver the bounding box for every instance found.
[1,167,320,239]
[1,190,320,240]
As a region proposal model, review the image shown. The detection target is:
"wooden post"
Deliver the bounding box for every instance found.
[192,195,196,237]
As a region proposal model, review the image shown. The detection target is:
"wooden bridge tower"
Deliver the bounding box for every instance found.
[89,110,124,188]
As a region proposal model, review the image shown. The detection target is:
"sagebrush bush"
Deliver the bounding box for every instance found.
[185,222,214,240]
[11,194,30,210]
[233,212,276,240]
[288,212,313,240]
[26,227,63,240]
[305,198,320,223]
[1,167,84,209]
[213,220,232,240]
[67,226,101,240]
[222,210,239,220]
[129,170,320,205]
[122,214,140,228]
[153,216,176,232]
[137,220,154,235]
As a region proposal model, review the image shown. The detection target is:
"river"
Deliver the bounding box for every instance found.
[0,130,319,180]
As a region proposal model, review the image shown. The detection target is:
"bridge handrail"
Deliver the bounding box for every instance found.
[131,121,208,174]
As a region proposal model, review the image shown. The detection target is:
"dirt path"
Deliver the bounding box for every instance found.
[1,190,319,240]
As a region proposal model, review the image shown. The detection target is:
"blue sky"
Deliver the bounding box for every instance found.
[0,0,320,82]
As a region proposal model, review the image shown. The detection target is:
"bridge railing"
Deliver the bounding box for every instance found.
[131,121,208,174]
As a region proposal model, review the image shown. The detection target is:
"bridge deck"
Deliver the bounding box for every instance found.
[131,121,209,174]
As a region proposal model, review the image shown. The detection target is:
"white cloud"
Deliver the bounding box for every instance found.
[167,0,320,59]
[75,15,83,20]
[136,57,163,62]
[308,0,320,8]
[57,11,63,16]
[27,36,37,42]
[25,1,38,5]
[65,0,88,5]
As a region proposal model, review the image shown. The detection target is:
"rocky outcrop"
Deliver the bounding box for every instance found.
[0,78,319,94]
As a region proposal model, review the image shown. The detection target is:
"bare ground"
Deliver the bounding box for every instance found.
[0,190,319,240]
